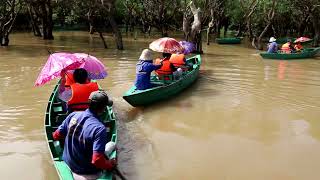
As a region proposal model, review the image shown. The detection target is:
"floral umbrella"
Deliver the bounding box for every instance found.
[179,41,195,54]
[34,52,84,86]
[294,37,312,43]
[149,37,185,54]
[73,53,107,79]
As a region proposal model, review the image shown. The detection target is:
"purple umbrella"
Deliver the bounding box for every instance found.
[73,53,107,79]
[179,41,195,54]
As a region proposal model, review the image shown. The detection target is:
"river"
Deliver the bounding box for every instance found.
[0,31,320,180]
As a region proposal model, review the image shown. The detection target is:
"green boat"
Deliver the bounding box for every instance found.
[45,82,117,180]
[123,55,201,107]
[260,48,320,60]
[216,37,241,44]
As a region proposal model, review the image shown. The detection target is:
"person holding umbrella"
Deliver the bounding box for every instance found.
[294,41,303,52]
[293,37,311,52]
[154,52,177,80]
[59,68,99,112]
[149,37,185,80]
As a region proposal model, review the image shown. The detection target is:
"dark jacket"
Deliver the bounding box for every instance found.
[135,60,162,90]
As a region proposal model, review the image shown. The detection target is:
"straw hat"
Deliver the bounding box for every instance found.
[139,49,153,60]
[269,37,276,43]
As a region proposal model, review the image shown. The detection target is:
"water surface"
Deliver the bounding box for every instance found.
[0,32,320,180]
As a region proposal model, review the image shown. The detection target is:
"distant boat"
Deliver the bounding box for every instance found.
[216,37,241,44]
[260,48,320,60]
[123,55,201,107]
[45,81,117,180]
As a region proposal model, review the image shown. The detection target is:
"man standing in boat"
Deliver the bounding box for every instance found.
[53,90,116,179]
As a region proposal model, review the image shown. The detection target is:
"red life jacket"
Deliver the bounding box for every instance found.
[68,82,99,111]
[169,54,187,70]
[155,58,173,80]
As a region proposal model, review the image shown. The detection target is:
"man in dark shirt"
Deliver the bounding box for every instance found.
[53,90,115,179]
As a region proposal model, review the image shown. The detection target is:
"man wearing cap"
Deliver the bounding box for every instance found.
[53,90,116,179]
[267,37,278,53]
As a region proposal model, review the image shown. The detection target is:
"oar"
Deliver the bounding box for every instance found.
[113,166,127,180]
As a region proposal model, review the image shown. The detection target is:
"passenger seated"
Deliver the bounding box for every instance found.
[155,53,176,80]
[134,49,162,90]
[281,39,295,53]
[169,54,193,71]
[59,68,99,112]
[294,42,303,52]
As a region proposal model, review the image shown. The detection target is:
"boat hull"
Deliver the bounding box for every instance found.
[216,38,241,44]
[260,48,320,60]
[123,55,201,107]
[44,82,117,180]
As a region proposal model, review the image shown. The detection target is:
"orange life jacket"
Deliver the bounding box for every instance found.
[169,54,186,70]
[281,43,291,53]
[68,82,99,111]
[155,58,174,79]
[65,72,90,87]
[65,72,75,87]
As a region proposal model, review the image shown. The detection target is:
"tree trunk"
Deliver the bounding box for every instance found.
[99,32,108,48]
[311,10,320,47]
[40,3,48,39]
[0,35,9,46]
[46,0,54,40]
[189,1,202,53]
[109,16,123,50]
[27,5,42,37]
[236,23,243,37]
[183,13,190,41]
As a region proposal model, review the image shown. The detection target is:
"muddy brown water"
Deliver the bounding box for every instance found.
[0,31,320,180]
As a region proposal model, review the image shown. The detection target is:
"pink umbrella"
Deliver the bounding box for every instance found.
[294,37,312,43]
[34,53,84,86]
[149,37,185,54]
[73,53,107,79]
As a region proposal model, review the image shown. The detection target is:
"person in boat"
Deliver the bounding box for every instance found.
[294,41,303,52]
[281,39,295,53]
[53,90,116,179]
[135,49,163,90]
[169,53,193,71]
[267,37,278,53]
[168,53,191,80]
[59,68,99,112]
[155,53,176,80]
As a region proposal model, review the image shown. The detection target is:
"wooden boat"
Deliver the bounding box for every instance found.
[260,48,320,60]
[45,82,117,180]
[216,37,241,44]
[123,55,201,107]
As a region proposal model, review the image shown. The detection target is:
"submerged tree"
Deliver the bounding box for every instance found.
[25,0,54,39]
[0,0,22,46]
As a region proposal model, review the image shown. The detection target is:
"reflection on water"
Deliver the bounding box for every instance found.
[1,32,320,179]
